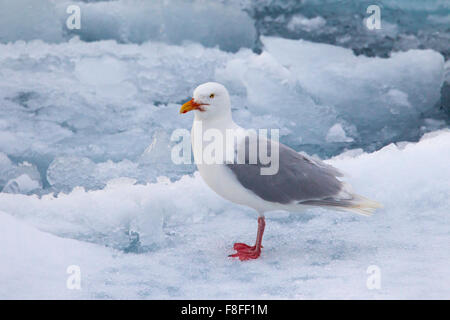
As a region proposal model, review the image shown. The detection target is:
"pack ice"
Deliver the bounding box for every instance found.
[0,130,449,299]
[0,37,445,193]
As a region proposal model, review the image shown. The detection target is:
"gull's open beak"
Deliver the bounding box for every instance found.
[180,98,205,114]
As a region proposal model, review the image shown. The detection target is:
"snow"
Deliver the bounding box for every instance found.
[0,211,113,299]
[1,130,449,299]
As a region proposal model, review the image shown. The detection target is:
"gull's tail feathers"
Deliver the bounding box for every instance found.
[299,194,382,216]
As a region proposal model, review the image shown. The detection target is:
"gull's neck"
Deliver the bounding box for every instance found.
[193,112,238,131]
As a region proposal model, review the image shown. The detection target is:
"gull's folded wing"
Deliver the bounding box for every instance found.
[226,136,344,205]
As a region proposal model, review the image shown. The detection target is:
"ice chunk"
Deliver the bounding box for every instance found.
[0,0,256,52]
[239,0,450,59]
[0,157,42,192]
[287,15,326,32]
[47,156,141,192]
[260,37,443,113]
[46,130,194,192]
[326,124,354,143]
[47,157,97,191]
[258,37,444,146]
[216,49,339,146]
[2,174,40,194]
[217,36,444,151]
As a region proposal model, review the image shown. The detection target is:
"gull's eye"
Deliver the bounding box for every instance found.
[209,93,215,99]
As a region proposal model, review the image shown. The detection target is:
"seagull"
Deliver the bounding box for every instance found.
[180,82,381,261]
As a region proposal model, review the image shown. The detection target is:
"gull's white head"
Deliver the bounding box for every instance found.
[180,82,231,121]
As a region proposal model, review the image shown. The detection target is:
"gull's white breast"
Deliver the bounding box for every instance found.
[191,119,284,213]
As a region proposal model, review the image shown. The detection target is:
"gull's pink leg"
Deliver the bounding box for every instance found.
[229,216,265,261]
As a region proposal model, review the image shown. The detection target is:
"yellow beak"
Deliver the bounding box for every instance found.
[180,98,205,114]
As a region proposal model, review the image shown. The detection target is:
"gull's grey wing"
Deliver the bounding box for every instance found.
[226,137,344,205]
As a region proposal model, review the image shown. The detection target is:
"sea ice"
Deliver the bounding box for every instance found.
[0,129,449,299]
[0,0,256,52]
[0,37,445,193]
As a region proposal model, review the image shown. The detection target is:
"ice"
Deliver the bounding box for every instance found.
[45,129,195,192]
[0,154,42,192]
[287,15,326,32]
[240,0,450,59]
[219,37,445,150]
[0,153,14,188]
[0,171,226,251]
[47,156,136,192]
[2,174,41,194]
[0,39,230,191]
[326,124,354,143]
[2,0,449,59]
[0,36,445,193]
[260,36,443,115]
[1,130,449,299]
[0,0,63,43]
[0,0,256,52]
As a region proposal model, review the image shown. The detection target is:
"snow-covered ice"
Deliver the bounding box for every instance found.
[1,130,449,299]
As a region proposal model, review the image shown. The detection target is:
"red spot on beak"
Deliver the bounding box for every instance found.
[180,98,207,114]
